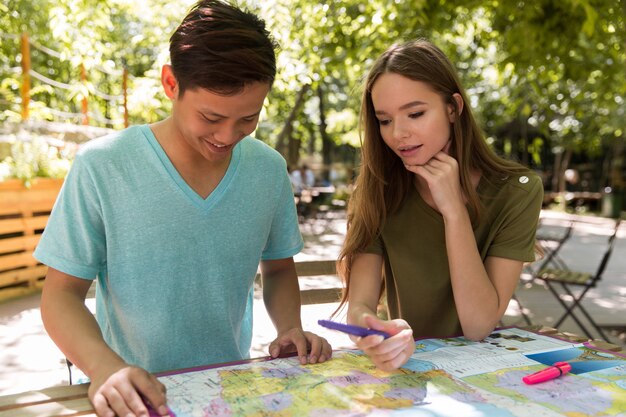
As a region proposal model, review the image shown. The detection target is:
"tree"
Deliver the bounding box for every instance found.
[0,0,195,127]
[2,0,624,197]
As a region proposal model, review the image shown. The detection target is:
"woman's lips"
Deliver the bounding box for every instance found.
[398,144,422,157]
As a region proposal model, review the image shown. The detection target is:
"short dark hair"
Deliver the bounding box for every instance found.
[169,0,278,96]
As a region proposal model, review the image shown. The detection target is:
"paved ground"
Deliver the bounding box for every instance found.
[1,210,625,397]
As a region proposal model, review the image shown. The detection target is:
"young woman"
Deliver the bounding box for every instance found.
[337,39,543,371]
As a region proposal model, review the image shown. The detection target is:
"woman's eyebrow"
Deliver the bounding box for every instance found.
[375,100,427,115]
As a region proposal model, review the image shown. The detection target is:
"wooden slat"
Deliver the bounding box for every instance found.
[25,215,50,231]
[0,203,53,214]
[0,180,56,297]
[0,217,26,235]
[0,200,58,217]
[0,396,93,417]
[0,178,63,192]
[0,279,45,302]
[254,260,338,281]
[0,251,38,272]
[0,382,88,411]
[0,368,91,416]
[295,260,337,276]
[0,265,47,287]
[301,288,342,305]
[0,215,49,235]
[0,179,62,217]
[295,261,340,304]
[254,260,341,305]
[0,235,40,255]
[0,189,60,206]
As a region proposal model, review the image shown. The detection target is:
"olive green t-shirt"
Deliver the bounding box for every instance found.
[367,171,543,338]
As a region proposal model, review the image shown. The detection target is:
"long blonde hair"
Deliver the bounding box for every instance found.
[336,39,528,312]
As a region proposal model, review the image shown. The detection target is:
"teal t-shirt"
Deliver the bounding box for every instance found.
[34,125,303,372]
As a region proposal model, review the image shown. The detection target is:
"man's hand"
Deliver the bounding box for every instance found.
[352,315,415,372]
[268,327,332,365]
[88,365,169,417]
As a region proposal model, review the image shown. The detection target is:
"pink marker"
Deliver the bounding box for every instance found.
[523,361,572,384]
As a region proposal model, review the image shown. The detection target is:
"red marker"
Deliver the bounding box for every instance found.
[523,361,572,384]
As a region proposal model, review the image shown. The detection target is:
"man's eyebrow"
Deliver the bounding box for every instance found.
[375,100,427,115]
[200,109,262,119]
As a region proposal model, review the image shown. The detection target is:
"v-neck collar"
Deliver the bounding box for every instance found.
[140,125,242,210]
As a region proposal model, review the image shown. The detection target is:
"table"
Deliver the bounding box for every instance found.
[1,326,623,417]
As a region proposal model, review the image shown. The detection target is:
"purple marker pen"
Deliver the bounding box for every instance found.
[142,396,176,417]
[318,319,391,339]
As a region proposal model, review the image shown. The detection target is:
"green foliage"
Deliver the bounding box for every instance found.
[0,0,624,187]
[0,0,193,127]
[0,138,72,185]
[484,0,625,149]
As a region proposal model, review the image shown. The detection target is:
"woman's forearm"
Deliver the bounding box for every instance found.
[443,210,501,340]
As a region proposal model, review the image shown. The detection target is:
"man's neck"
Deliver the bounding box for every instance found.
[150,119,231,199]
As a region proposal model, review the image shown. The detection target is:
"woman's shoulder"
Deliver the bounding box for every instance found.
[482,169,543,200]
[505,169,542,191]
[479,169,543,226]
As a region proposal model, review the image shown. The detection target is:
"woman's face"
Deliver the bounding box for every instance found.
[371,72,458,166]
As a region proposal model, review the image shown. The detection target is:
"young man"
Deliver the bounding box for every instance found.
[35,1,332,416]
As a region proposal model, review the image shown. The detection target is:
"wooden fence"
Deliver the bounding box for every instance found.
[0,178,63,301]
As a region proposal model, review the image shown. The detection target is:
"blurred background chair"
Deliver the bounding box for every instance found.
[533,219,621,341]
[511,217,576,326]
[534,218,576,272]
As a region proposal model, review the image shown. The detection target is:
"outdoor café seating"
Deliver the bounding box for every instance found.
[533,219,622,342]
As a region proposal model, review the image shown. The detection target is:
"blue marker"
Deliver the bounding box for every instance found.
[318,319,390,339]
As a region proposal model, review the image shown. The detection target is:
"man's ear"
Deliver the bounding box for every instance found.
[448,93,464,123]
[161,65,178,100]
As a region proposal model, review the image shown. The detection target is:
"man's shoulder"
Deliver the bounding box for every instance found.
[77,125,146,158]
[241,136,286,166]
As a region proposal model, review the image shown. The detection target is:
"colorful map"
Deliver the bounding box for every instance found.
[160,328,626,417]
[464,363,626,417]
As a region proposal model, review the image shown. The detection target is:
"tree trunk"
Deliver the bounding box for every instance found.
[307,122,316,155]
[551,149,562,193]
[519,116,529,166]
[557,148,572,193]
[275,83,310,157]
[606,140,625,190]
[600,144,613,189]
[317,84,332,178]
[288,136,302,169]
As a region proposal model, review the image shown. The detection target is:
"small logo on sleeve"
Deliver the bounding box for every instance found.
[519,176,529,184]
